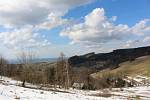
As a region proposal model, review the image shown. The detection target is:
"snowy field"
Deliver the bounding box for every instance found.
[0,77,150,100]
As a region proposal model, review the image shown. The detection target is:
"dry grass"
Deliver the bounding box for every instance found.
[92,56,150,78]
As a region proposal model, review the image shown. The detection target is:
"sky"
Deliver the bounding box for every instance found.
[0,0,150,59]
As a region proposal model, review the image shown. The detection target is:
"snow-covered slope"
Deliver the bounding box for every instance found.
[0,77,150,100]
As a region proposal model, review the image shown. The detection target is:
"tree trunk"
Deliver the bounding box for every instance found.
[22,80,25,87]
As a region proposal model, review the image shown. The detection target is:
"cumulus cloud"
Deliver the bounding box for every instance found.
[124,40,141,48]
[143,36,150,42]
[0,0,150,58]
[36,13,69,30]
[0,27,51,50]
[123,36,150,49]
[60,8,150,48]
[0,0,92,28]
[131,19,150,36]
[0,0,94,58]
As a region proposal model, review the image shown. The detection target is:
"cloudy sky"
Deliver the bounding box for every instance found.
[0,0,150,59]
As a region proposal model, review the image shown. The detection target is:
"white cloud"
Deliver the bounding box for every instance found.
[131,19,150,36]
[143,36,150,42]
[0,0,93,28]
[0,0,94,58]
[0,27,51,50]
[85,8,105,27]
[123,37,150,49]
[124,40,140,48]
[36,13,69,30]
[0,0,150,58]
[60,8,150,48]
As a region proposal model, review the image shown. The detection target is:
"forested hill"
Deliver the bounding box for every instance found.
[68,46,150,70]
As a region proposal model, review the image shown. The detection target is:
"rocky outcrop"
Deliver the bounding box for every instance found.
[68,46,150,70]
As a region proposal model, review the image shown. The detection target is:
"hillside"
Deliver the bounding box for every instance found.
[0,77,150,100]
[68,46,150,70]
[92,55,150,78]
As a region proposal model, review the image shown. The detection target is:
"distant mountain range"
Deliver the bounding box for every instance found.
[9,58,58,64]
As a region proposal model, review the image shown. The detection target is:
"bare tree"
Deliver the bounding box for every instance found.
[0,56,8,79]
[17,51,34,64]
[17,51,35,87]
[55,52,70,89]
[45,67,55,85]
[66,60,70,89]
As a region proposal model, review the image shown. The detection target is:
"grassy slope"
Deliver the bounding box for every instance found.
[92,56,150,78]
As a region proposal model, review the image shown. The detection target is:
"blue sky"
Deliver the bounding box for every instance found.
[0,0,150,59]
[64,0,150,24]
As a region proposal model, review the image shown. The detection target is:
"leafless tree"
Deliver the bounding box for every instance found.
[0,56,8,79]
[55,52,70,89]
[17,51,35,87]
[66,60,70,89]
[0,56,8,78]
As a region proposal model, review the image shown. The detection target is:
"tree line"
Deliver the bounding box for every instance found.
[0,51,128,90]
[0,52,93,89]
